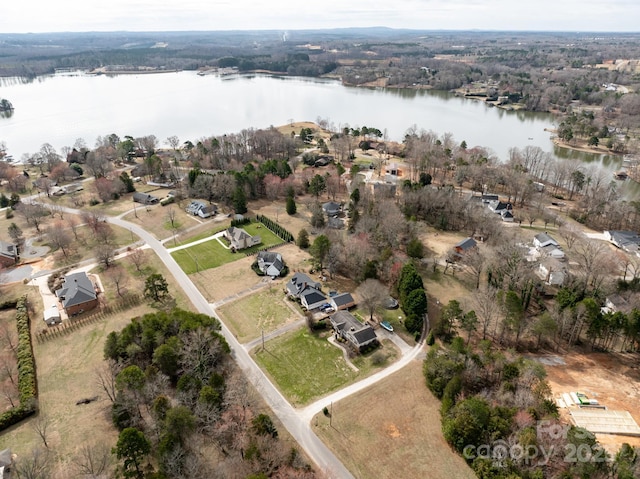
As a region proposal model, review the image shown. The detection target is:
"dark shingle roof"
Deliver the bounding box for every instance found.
[56,272,96,308]
[331,292,355,307]
[353,328,377,345]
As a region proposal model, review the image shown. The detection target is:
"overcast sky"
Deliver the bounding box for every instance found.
[1,0,639,33]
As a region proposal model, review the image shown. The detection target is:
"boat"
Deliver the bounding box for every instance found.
[614,170,628,180]
[380,320,394,332]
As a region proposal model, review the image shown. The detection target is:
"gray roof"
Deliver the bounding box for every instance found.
[330,311,377,346]
[133,192,159,203]
[609,230,640,249]
[228,226,252,242]
[353,327,378,345]
[0,241,17,259]
[286,272,320,296]
[331,292,355,307]
[301,289,326,306]
[258,251,284,273]
[534,232,558,245]
[455,237,477,251]
[56,272,97,308]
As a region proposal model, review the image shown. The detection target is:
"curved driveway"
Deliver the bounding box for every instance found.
[39,202,424,478]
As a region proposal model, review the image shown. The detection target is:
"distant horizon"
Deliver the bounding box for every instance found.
[2,0,640,34]
[2,27,640,35]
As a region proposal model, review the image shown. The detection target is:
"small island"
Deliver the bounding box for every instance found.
[0,98,14,111]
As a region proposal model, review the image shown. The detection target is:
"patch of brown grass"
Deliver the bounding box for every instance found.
[313,360,475,479]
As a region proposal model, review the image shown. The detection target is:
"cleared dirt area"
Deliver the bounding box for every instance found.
[313,360,476,479]
[190,243,312,303]
[541,351,640,452]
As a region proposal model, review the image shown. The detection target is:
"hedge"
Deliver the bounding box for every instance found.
[0,296,37,431]
[256,214,294,242]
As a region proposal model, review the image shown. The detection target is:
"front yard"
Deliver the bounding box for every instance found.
[217,286,301,343]
[171,223,285,273]
[252,328,399,406]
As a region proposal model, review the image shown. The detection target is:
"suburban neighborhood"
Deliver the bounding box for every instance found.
[2,112,640,478]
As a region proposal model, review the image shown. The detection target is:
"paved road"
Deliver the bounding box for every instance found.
[37,203,354,478]
[34,202,426,478]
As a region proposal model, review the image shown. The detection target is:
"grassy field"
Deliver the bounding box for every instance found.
[0,250,195,474]
[253,328,399,406]
[217,286,300,343]
[171,223,284,274]
[0,302,152,471]
[313,360,476,479]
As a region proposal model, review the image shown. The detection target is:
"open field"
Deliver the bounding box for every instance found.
[252,328,399,407]
[0,302,153,471]
[122,200,229,242]
[540,351,640,453]
[190,243,311,303]
[217,285,301,343]
[313,360,476,479]
[171,223,284,274]
[96,249,191,310]
[0,251,195,473]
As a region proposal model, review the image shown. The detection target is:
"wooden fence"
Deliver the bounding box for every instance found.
[36,294,142,343]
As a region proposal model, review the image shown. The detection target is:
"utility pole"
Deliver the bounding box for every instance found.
[329,401,333,427]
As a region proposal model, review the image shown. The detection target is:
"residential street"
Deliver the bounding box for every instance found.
[29,201,425,478]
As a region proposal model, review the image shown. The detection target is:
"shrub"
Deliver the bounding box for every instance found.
[0,296,38,432]
[426,331,435,346]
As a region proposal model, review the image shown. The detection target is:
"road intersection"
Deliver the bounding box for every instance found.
[30,201,425,478]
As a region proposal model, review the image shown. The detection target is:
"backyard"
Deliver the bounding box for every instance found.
[171,223,285,273]
[313,360,476,479]
[253,328,399,406]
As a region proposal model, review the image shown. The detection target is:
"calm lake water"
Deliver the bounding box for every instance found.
[0,70,634,196]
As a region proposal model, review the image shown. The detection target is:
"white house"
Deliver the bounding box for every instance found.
[256,251,285,278]
[300,289,327,310]
[538,259,566,286]
[534,232,559,249]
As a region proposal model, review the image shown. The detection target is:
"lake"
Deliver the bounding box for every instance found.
[0,71,632,195]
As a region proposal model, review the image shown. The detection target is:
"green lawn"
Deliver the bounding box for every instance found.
[253,328,400,406]
[253,329,358,406]
[172,225,228,247]
[217,287,299,343]
[171,223,284,273]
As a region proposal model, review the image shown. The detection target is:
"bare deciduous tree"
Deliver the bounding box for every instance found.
[470,286,499,340]
[94,361,120,403]
[129,248,146,274]
[355,279,389,321]
[107,266,127,298]
[14,447,52,479]
[72,442,112,478]
[31,411,51,448]
[46,221,73,258]
[94,243,115,269]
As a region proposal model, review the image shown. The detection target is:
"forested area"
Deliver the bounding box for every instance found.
[102,309,315,478]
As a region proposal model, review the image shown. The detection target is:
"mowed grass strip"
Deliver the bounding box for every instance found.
[217,287,300,343]
[253,329,358,406]
[171,224,284,273]
[313,361,476,479]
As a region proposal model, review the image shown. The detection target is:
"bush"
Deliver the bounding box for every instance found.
[426,331,435,346]
[89,198,100,206]
[0,297,38,432]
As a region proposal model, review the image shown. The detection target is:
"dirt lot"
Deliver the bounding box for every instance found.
[541,351,640,452]
[190,243,312,303]
[313,360,475,479]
